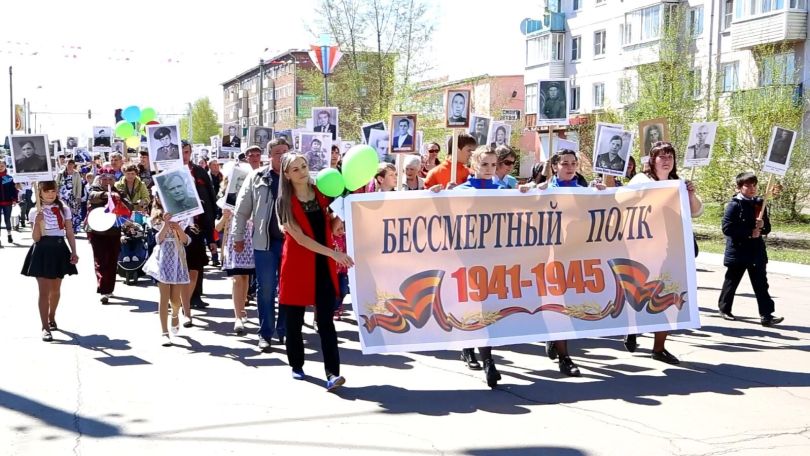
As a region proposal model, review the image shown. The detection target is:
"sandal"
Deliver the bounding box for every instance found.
[48,320,58,330]
[170,314,180,334]
[160,332,172,347]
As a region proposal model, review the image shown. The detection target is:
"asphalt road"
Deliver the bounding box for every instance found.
[1,229,809,456]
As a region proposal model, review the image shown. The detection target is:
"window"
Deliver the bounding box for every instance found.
[689,6,704,36]
[571,36,581,61]
[525,84,537,114]
[570,86,580,111]
[760,52,796,86]
[594,30,606,56]
[721,62,739,92]
[690,68,703,97]
[723,0,734,29]
[593,83,605,107]
[501,109,521,121]
[622,5,661,46]
[552,34,564,61]
[573,0,581,10]
[735,0,805,18]
[526,35,551,66]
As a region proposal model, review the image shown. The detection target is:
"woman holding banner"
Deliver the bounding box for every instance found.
[625,141,703,365]
[431,145,529,388]
[276,153,354,391]
[538,149,606,377]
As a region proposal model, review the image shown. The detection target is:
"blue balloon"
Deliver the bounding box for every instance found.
[122,105,141,123]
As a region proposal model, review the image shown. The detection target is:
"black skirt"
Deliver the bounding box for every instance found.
[225,267,255,277]
[184,227,209,271]
[21,236,78,279]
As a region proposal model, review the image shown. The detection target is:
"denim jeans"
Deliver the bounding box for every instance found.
[0,205,12,233]
[254,238,285,340]
[334,273,349,312]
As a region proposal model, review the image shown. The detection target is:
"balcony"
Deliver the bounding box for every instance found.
[522,12,566,35]
[730,10,808,50]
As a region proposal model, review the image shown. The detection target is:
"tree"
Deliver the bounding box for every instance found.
[178,97,220,144]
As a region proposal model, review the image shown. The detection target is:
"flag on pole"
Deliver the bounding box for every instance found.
[308,44,343,76]
[14,104,23,131]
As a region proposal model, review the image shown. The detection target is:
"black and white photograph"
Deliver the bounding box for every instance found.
[192,144,209,162]
[249,126,274,153]
[684,122,718,168]
[593,123,634,178]
[112,141,125,155]
[368,128,390,163]
[445,89,471,128]
[763,126,797,176]
[390,114,417,153]
[275,129,292,144]
[488,121,512,148]
[638,118,669,160]
[66,136,79,150]
[153,167,204,221]
[210,135,221,156]
[223,124,241,148]
[224,163,251,208]
[93,126,112,148]
[291,129,307,151]
[299,132,332,176]
[537,79,570,126]
[341,141,356,154]
[73,147,92,163]
[468,115,491,147]
[361,121,386,145]
[146,124,183,171]
[10,134,52,182]
[311,107,339,140]
[219,146,238,161]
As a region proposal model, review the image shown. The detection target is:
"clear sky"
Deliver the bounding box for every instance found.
[0,0,536,143]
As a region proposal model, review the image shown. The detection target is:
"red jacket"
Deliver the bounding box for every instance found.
[278,188,339,306]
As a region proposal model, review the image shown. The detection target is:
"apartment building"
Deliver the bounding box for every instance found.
[221,50,315,133]
[414,74,534,151]
[522,0,808,132]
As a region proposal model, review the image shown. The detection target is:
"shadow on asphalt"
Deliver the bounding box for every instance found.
[0,388,122,438]
[464,448,587,456]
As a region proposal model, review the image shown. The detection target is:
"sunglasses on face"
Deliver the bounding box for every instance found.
[428,150,439,153]
[502,160,516,166]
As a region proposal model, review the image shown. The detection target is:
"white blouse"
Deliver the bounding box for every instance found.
[28,204,72,237]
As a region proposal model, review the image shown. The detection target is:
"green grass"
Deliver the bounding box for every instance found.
[697,238,810,265]
[695,203,810,236]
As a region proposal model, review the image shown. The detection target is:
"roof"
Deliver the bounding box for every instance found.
[220,49,311,86]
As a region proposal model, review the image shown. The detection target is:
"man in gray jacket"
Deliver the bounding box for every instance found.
[234,137,290,351]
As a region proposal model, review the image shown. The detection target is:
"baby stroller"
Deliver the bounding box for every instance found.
[117,213,149,285]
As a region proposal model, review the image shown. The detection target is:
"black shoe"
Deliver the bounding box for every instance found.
[623,334,638,353]
[545,341,558,360]
[559,356,581,377]
[483,359,501,388]
[720,311,736,321]
[277,335,285,346]
[761,315,784,327]
[6,235,11,244]
[652,349,680,365]
[191,299,209,309]
[460,348,482,370]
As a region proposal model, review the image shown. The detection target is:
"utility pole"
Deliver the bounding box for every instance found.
[258,59,264,126]
[8,66,12,136]
[188,102,193,142]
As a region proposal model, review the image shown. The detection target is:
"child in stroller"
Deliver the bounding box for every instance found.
[118,215,150,285]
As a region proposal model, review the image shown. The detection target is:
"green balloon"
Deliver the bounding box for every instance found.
[316,168,346,197]
[342,145,380,191]
[114,120,135,138]
[139,107,157,124]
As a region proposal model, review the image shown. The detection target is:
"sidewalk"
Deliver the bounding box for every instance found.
[697,251,810,278]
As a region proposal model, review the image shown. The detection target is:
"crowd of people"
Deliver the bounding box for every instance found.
[1,132,785,391]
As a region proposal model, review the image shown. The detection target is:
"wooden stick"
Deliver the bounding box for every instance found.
[757,174,774,221]
[449,129,459,186]
[689,166,696,182]
[395,153,403,191]
[544,126,555,181]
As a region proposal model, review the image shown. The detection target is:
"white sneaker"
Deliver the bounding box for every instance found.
[131,256,139,262]
[122,256,131,262]
[161,333,172,347]
[234,318,245,335]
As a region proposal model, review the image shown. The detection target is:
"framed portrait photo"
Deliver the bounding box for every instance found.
[638,118,670,161]
[10,134,52,182]
[683,122,718,168]
[390,114,417,153]
[93,126,112,153]
[361,121,386,145]
[248,126,274,154]
[209,135,221,156]
[445,89,471,128]
[299,132,332,176]
[146,124,183,171]
[468,115,492,148]
[763,126,797,176]
[223,124,241,148]
[536,79,570,126]
[368,128,391,163]
[224,163,252,208]
[153,167,204,221]
[65,136,79,150]
[593,122,634,178]
[312,107,339,140]
[275,129,293,145]
[488,122,512,148]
